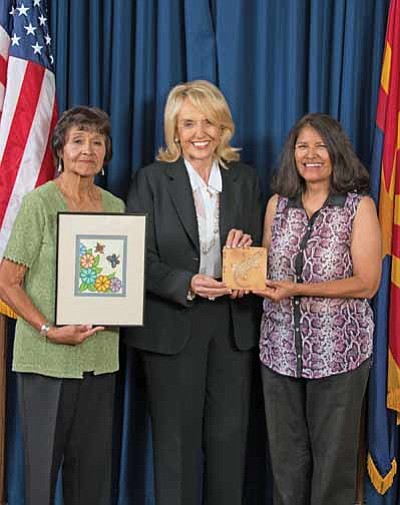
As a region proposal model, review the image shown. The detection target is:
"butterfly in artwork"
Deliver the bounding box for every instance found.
[95,242,105,254]
[106,254,120,268]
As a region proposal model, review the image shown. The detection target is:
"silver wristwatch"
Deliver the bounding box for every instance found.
[39,322,51,336]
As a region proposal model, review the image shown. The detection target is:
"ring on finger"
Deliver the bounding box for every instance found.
[208,296,215,301]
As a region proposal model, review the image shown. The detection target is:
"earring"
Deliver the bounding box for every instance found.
[101,167,105,176]
[174,138,180,143]
[57,159,63,173]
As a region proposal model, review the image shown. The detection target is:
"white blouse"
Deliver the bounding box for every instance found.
[185,159,222,279]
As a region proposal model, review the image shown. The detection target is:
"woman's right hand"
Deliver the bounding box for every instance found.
[46,324,105,345]
[190,274,232,300]
[253,280,298,301]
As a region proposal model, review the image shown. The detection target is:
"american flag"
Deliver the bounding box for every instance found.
[0,0,57,257]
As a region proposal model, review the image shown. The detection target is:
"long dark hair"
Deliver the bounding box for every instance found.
[272,113,370,197]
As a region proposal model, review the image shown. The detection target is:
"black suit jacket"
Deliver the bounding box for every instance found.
[124,158,263,354]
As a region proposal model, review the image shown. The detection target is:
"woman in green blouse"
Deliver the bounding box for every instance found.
[0,106,124,505]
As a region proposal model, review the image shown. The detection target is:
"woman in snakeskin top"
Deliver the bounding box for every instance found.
[254,113,381,505]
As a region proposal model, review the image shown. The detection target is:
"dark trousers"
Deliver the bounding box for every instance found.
[261,359,370,505]
[17,372,115,505]
[139,298,254,505]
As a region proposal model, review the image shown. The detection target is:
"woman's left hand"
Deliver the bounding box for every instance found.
[225,228,252,248]
[253,280,298,301]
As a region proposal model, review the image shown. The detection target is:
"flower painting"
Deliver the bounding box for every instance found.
[75,235,127,297]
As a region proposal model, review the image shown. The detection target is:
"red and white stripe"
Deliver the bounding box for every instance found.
[0,56,57,256]
[0,24,10,114]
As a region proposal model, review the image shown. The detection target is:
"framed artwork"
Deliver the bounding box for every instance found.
[55,212,147,326]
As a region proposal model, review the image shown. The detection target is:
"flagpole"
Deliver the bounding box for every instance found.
[0,314,7,505]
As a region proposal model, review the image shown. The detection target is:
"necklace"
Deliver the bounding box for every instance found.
[55,179,102,212]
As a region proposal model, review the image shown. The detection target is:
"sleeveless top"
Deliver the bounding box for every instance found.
[259,192,373,379]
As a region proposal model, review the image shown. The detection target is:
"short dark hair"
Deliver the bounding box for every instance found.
[272,113,370,197]
[51,106,112,165]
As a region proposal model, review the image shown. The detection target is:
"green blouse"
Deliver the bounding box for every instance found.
[3,181,125,379]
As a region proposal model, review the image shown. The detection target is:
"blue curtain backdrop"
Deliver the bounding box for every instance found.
[4,1,392,504]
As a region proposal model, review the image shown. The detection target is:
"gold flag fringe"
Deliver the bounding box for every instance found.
[367,452,397,495]
[0,299,17,319]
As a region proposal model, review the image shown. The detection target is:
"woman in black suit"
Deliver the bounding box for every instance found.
[125,80,262,505]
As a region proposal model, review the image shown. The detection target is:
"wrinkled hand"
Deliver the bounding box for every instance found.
[46,324,105,345]
[190,274,232,300]
[252,280,298,302]
[225,228,252,248]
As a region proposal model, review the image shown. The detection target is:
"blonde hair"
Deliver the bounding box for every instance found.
[157,80,240,167]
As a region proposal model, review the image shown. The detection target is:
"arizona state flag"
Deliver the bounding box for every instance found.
[368,0,400,496]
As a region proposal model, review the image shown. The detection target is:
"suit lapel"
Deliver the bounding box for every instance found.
[220,165,239,245]
[166,160,240,252]
[166,158,200,251]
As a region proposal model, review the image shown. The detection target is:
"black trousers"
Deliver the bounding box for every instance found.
[261,359,370,505]
[139,298,254,505]
[17,372,115,505]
